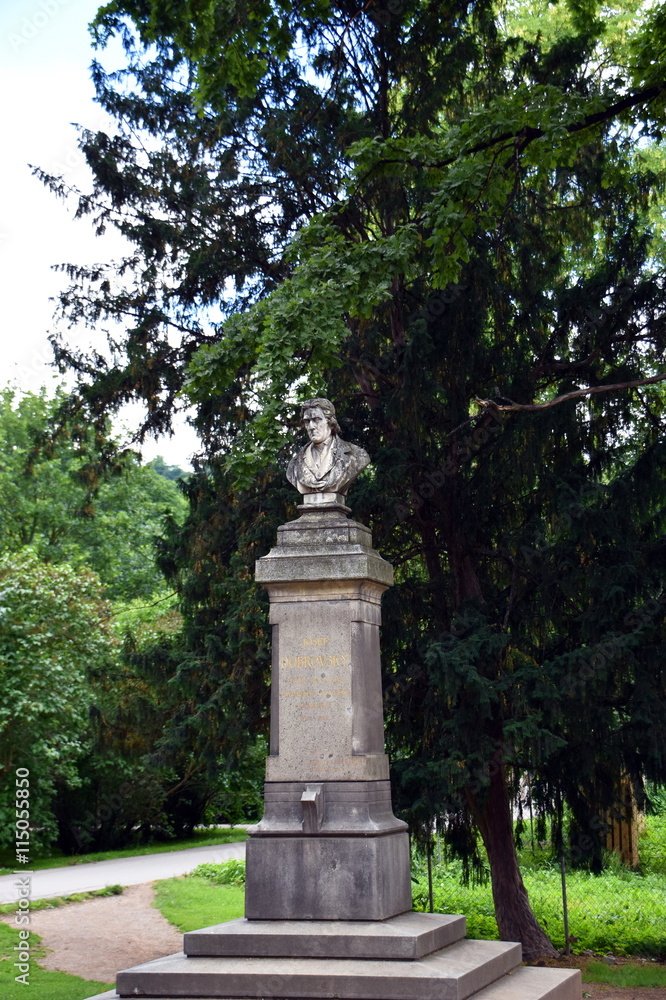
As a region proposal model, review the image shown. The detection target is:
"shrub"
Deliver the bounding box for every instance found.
[191,859,246,886]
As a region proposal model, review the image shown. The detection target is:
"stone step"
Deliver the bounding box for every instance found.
[85,964,581,1000]
[115,937,521,1000]
[473,965,581,1000]
[184,912,467,959]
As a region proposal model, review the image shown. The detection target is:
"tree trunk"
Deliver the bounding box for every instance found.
[468,760,558,962]
[441,485,556,961]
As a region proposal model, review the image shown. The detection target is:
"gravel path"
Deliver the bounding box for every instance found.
[3,882,182,983]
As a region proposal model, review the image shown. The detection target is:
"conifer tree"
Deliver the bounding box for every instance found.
[44,0,666,956]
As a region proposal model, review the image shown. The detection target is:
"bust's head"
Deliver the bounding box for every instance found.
[300,397,341,446]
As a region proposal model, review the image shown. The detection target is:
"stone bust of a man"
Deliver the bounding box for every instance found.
[286,398,370,497]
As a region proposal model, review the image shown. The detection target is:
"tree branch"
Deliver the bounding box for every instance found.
[475,372,666,414]
[365,82,666,175]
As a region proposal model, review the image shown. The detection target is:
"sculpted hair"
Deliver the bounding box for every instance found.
[300,398,341,435]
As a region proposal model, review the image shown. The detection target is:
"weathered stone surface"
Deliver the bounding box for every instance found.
[247,502,413,918]
[88,961,582,1000]
[274,507,375,547]
[256,509,394,786]
[184,912,466,959]
[256,507,394,588]
[262,590,388,783]
[286,398,370,497]
[245,830,412,920]
[116,938,522,1000]
[473,967,582,1000]
[249,780,407,835]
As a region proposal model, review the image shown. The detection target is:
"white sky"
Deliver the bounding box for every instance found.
[0,0,199,469]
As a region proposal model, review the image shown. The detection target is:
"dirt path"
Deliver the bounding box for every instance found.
[582,988,666,1000]
[2,882,182,983]
[2,887,664,999]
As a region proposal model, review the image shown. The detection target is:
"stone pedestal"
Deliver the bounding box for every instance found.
[86,912,582,1000]
[246,494,411,920]
[84,494,581,1000]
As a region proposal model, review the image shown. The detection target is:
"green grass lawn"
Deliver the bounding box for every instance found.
[153,876,245,932]
[583,959,666,988]
[413,864,666,956]
[0,922,113,1000]
[0,826,248,876]
[412,813,666,958]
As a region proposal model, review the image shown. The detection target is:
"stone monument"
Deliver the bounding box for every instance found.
[245,396,411,921]
[85,397,580,1000]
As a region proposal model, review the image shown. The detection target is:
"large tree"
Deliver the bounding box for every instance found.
[43,0,666,957]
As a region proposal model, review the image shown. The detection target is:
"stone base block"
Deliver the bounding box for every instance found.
[245,830,412,920]
[185,912,466,959]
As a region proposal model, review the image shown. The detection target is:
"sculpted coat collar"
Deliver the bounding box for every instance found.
[303,437,335,482]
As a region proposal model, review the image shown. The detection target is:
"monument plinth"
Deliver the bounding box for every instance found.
[85,398,580,1000]
[246,498,412,920]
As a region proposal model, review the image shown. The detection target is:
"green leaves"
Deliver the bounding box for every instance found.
[185,217,421,484]
[92,0,334,102]
[0,386,187,599]
[0,549,118,847]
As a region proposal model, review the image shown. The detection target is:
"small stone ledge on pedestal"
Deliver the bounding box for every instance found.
[297,491,351,513]
[184,911,466,959]
[251,778,402,830]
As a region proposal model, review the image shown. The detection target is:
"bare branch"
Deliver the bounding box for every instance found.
[475,372,666,414]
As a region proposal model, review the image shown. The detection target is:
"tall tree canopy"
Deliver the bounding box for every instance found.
[43,0,666,957]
